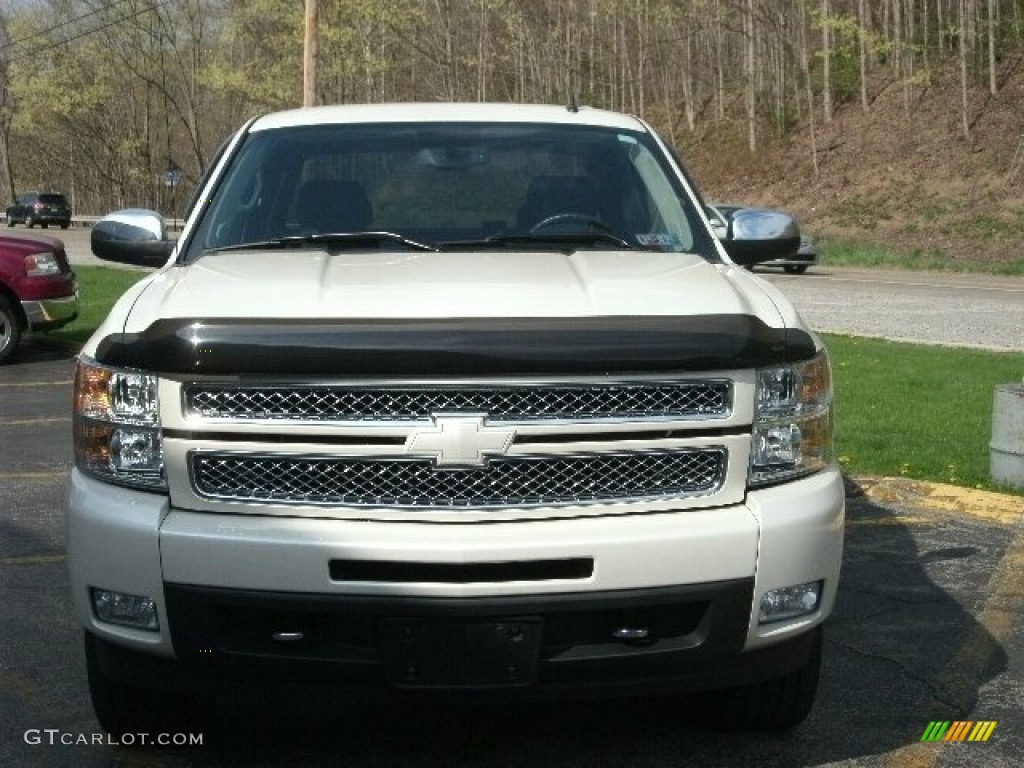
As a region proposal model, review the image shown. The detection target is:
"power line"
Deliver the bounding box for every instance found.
[1,0,136,53]
[2,0,173,63]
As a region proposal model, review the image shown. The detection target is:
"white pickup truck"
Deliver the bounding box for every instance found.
[69,103,843,735]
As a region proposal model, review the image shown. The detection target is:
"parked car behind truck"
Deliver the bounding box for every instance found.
[69,103,844,736]
[707,203,818,274]
[0,231,78,363]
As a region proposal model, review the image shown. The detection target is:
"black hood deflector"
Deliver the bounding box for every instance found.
[94,316,817,375]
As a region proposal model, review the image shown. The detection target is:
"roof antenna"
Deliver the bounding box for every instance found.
[567,93,580,113]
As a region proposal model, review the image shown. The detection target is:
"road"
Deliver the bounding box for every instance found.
[51,224,1024,351]
[759,267,1024,352]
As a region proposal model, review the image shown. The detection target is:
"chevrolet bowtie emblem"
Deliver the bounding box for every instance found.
[405,415,515,468]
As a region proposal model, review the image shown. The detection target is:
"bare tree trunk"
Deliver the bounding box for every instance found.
[937,0,946,54]
[822,0,833,122]
[959,0,971,139]
[895,0,907,114]
[800,0,819,177]
[477,0,487,101]
[0,11,15,203]
[988,0,997,94]
[922,0,930,72]
[745,0,756,152]
[682,27,696,131]
[714,0,725,122]
[859,0,869,110]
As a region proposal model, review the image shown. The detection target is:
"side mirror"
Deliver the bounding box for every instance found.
[91,209,176,268]
[719,208,801,267]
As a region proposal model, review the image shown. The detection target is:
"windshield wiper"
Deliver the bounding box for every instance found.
[441,232,634,251]
[208,231,439,253]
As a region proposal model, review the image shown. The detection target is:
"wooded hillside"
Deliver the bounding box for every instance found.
[1,1,1022,266]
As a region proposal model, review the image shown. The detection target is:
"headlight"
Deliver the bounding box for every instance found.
[74,358,165,490]
[749,349,833,486]
[24,251,60,276]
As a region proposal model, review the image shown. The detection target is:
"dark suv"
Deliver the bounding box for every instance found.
[6,192,72,229]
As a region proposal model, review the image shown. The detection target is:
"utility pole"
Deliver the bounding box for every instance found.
[303,0,318,107]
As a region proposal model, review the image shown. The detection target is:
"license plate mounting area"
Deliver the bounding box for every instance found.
[379,618,543,689]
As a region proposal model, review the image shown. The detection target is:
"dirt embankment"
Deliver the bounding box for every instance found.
[680,61,1024,268]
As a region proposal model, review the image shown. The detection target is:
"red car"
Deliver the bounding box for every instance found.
[0,231,78,363]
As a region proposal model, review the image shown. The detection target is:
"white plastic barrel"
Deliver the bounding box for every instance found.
[990,383,1024,489]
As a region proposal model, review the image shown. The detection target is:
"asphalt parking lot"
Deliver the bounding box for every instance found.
[1,337,1022,767]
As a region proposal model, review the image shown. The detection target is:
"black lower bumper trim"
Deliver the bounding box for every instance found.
[86,578,819,698]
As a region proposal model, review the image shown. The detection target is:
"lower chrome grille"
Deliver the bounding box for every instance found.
[190,448,727,508]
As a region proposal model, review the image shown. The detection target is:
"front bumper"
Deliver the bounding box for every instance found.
[68,467,844,694]
[22,292,79,331]
[26,212,71,226]
[762,252,816,268]
[86,590,823,700]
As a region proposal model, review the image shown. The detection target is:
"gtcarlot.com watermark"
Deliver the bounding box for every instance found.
[25,729,203,747]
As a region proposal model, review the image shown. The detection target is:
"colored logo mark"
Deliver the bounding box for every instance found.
[920,721,997,742]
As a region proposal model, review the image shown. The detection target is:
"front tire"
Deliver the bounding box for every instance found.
[0,295,22,364]
[711,626,822,731]
[25,216,35,228]
[84,632,211,738]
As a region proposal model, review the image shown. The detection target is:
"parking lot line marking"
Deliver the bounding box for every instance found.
[0,472,66,481]
[0,417,72,426]
[0,380,72,387]
[0,554,66,566]
[885,529,1024,766]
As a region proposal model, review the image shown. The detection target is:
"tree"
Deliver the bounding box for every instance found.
[3,0,1024,215]
[0,11,15,204]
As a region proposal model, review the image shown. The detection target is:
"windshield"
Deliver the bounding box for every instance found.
[188,121,713,258]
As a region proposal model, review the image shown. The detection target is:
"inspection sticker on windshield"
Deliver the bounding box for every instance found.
[636,233,682,248]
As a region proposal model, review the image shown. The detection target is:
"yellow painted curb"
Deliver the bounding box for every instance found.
[855,475,1023,527]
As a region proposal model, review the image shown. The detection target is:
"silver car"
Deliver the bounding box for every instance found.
[707,203,816,274]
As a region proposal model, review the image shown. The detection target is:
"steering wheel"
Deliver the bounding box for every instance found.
[529,212,615,235]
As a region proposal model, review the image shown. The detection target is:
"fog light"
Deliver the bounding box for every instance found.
[758,581,822,624]
[90,588,159,630]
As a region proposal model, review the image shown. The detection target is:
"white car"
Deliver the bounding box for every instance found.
[69,103,843,735]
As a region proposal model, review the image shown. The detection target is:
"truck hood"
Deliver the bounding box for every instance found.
[97,249,814,375]
[125,249,786,327]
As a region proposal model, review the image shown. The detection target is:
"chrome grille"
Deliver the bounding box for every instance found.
[184,381,731,423]
[190,449,726,508]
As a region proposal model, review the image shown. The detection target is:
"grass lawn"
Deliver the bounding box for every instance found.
[53,266,148,346]
[822,238,1024,276]
[56,267,1022,494]
[824,333,1022,494]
